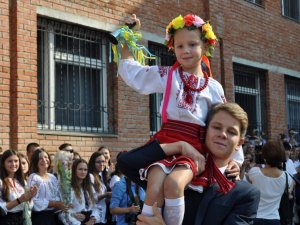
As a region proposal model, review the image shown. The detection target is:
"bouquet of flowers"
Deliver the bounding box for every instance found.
[54,151,73,224]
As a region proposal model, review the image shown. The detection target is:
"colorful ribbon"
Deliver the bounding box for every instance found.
[111,26,155,65]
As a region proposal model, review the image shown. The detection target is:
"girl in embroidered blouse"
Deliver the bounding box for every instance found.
[88,152,112,225]
[117,14,243,225]
[60,158,101,225]
[28,148,68,225]
[0,150,38,225]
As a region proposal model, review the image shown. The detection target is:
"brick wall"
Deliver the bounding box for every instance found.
[265,71,286,139]
[1,0,299,159]
[209,0,300,140]
[0,0,10,154]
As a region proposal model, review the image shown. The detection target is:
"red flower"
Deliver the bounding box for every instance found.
[184,14,195,26]
[208,39,217,46]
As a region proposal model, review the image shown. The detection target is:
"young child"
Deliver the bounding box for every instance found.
[117,14,243,225]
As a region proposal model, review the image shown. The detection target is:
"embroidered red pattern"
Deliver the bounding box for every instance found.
[158,66,169,77]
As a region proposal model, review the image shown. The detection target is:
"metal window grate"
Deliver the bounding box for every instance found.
[233,63,267,136]
[286,76,300,143]
[148,42,176,134]
[37,17,116,134]
[245,0,263,6]
[282,0,300,22]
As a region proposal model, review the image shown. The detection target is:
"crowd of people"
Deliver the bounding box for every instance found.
[0,143,146,225]
[0,125,300,225]
[240,128,300,225]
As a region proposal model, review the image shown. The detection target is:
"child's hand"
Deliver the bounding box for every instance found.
[180,141,206,175]
[125,14,141,31]
[225,160,241,181]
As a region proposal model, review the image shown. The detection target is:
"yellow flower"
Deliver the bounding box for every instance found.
[202,22,212,32]
[205,30,216,40]
[166,22,173,31]
[172,15,185,30]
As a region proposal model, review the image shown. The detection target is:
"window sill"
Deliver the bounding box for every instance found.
[37,129,118,138]
[244,0,264,9]
[281,15,300,24]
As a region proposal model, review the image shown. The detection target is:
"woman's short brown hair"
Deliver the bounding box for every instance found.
[262,140,286,167]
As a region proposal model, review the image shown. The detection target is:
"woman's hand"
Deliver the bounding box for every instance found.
[106,191,112,198]
[29,185,38,198]
[49,201,69,212]
[73,213,86,222]
[85,216,96,225]
[128,204,141,213]
[137,202,165,225]
[19,185,38,202]
[225,160,241,181]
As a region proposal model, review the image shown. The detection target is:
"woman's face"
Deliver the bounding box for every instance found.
[20,157,29,174]
[95,155,106,172]
[38,152,50,171]
[99,148,111,163]
[5,155,19,177]
[76,162,88,180]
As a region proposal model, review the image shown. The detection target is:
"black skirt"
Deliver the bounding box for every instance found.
[1,211,23,225]
[31,210,56,225]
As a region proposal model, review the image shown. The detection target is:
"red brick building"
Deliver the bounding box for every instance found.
[1,0,299,158]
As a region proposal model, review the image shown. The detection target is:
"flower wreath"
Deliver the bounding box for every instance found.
[164,14,217,57]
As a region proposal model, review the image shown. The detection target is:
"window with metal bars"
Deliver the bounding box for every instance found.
[282,0,300,22]
[245,0,263,5]
[285,76,300,143]
[233,63,267,136]
[148,42,176,135]
[37,17,116,134]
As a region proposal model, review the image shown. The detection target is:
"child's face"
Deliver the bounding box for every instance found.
[173,28,205,72]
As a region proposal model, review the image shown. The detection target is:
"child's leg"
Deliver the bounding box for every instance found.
[142,165,167,216]
[163,166,193,225]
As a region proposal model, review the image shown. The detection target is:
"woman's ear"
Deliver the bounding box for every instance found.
[237,138,245,148]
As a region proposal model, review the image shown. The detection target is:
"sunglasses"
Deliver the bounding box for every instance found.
[63,149,74,154]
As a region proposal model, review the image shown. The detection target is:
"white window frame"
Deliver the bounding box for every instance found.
[38,25,108,132]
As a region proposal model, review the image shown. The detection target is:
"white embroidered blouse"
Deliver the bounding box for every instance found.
[59,187,101,225]
[118,59,244,164]
[0,178,28,213]
[28,173,61,211]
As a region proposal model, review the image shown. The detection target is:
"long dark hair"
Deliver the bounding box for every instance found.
[0,150,25,201]
[72,159,95,205]
[88,152,104,193]
[97,146,112,166]
[29,148,51,174]
[19,153,29,179]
